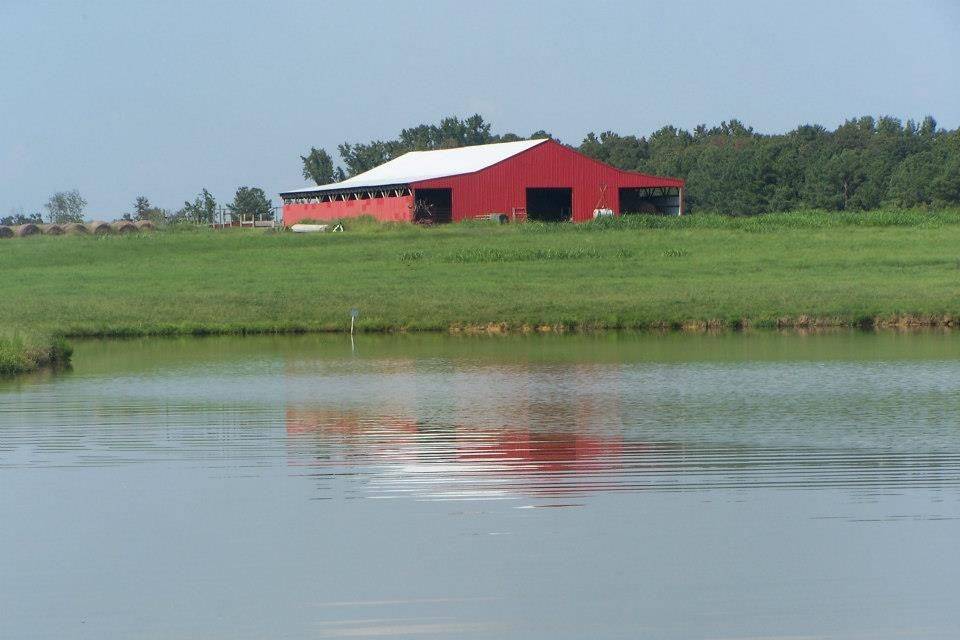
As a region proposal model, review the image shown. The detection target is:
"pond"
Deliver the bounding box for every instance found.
[2,332,959,639]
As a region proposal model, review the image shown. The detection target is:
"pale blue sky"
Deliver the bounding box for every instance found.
[2,0,958,216]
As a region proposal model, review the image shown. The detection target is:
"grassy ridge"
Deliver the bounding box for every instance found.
[2,209,960,343]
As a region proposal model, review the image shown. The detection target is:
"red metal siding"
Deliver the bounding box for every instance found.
[283,195,413,225]
[412,140,684,222]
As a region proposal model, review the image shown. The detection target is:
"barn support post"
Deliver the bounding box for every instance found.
[678,187,684,216]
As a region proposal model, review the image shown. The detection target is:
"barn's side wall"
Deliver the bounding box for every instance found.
[412,140,684,222]
[283,195,413,225]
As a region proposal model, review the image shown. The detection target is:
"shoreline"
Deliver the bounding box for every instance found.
[6,317,959,377]
[0,335,73,376]
[6,209,960,374]
[50,312,960,339]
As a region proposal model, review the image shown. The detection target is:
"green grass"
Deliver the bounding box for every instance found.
[3,209,960,348]
[0,333,72,376]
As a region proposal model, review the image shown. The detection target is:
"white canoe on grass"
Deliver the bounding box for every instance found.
[290,224,329,233]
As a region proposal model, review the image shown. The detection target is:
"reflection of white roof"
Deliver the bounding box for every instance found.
[283,138,548,194]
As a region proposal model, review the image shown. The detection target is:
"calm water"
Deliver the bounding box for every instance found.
[2,332,960,639]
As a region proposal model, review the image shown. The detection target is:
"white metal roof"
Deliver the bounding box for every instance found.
[283,138,548,194]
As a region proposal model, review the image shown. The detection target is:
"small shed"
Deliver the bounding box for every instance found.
[280,139,684,225]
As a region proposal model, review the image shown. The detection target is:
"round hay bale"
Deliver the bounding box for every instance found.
[86,221,113,235]
[111,220,137,234]
[0,226,12,239]
[15,223,41,237]
[134,220,157,231]
[41,224,64,236]
[61,222,89,235]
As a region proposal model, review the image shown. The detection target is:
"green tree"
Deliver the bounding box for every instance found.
[1,208,43,225]
[434,114,495,148]
[44,190,86,223]
[338,114,500,176]
[134,196,152,219]
[686,141,765,214]
[886,150,941,207]
[804,149,867,210]
[528,129,557,141]
[931,157,960,206]
[337,140,404,176]
[227,186,272,221]
[303,113,960,215]
[888,132,960,207]
[919,115,938,139]
[301,147,344,186]
[179,188,217,224]
[579,131,648,171]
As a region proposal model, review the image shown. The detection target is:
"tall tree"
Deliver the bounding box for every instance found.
[301,147,344,185]
[44,190,86,223]
[337,140,403,176]
[134,196,152,219]
[227,186,273,221]
[180,188,217,224]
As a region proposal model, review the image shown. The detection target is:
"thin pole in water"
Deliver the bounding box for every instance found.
[349,308,359,353]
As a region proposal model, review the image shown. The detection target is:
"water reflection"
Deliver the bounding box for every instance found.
[284,408,960,502]
[5,335,960,502]
[286,409,635,501]
[4,334,960,639]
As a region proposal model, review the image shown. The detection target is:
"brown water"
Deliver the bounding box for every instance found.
[2,332,960,639]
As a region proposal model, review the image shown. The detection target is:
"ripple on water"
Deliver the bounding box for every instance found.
[3,335,960,639]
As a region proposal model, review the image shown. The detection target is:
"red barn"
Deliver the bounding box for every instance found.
[280,138,684,225]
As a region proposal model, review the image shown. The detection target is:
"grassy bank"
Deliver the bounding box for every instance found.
[3,209,960,341]
[0,333,72,375]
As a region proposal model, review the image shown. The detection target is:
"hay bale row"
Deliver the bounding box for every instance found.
[62,223,88,234]
[111,220,137,234]
[0,220,159,238]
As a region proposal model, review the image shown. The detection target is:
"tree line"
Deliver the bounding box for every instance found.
[300,115,553,185]
[2,186,274,226]
[301,114,960,214]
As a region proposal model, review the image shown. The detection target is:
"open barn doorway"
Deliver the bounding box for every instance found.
[413,188,452,223]
[619,187,681,216]
[526,188,572,222]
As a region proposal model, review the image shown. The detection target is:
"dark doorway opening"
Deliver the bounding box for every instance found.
[619,187,681,215]
[526,188,572,222]
[413,188,452,223]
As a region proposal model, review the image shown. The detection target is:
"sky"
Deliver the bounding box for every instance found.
[1,0,959,216]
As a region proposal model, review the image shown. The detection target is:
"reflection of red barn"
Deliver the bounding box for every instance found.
[285,409,626,475]
[461,430,624,474]
[281,139,684,225]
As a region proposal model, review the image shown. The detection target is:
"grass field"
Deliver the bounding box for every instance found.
[3,209,960,371]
